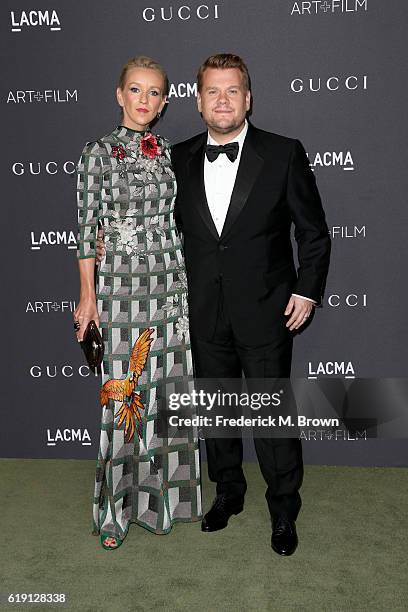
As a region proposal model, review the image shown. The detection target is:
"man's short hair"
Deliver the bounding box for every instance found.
[197,53,251,92]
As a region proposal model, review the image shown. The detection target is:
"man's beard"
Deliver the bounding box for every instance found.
[206,114,245,135]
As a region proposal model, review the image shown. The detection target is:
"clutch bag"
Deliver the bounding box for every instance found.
[80,320,104,369]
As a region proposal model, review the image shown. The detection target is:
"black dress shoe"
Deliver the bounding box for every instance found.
[271,517,298,556]
[201,495,244,532]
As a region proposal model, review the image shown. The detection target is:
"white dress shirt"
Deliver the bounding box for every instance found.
[203,121,315,304]
[204,121,248,236]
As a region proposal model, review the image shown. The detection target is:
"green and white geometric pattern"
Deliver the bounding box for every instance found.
[77,126,201,540]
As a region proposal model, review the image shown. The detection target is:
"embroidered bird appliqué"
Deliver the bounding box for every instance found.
[100,328,154,441]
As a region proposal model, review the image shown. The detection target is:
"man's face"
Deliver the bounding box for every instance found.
[197,68,251,135]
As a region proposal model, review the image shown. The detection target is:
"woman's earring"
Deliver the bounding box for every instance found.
[157,111,161,118]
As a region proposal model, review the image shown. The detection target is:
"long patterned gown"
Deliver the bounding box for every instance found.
[76,126,202,540]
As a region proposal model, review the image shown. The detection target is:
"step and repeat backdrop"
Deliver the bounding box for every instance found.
[1,1,407,464]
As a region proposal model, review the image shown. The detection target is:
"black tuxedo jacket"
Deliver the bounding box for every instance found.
[171,124,331,345]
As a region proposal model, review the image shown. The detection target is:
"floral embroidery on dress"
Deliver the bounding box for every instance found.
[140,133,161,159]
[112,132,170,180]
[175,315,189,342]
[112,144,126,161]
[105,128,190,342]
[105,212,166,258]
[162,266,190,342]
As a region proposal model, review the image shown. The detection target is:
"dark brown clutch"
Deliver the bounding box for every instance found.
[80,320,104,369]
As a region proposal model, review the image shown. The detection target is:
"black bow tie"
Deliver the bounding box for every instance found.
[205,142,239,163]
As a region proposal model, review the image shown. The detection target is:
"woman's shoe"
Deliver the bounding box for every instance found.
[100,534,123,550]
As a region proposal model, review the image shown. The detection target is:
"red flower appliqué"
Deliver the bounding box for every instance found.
[140,133,161,159]
[112,144,126,160]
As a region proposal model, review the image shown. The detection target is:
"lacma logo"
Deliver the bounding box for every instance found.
[308,151,354,171]
[46,428,91,447]
[308,361,356,379]
[10,10,62,32]
[30,230,77,251]
[168,82,197,98]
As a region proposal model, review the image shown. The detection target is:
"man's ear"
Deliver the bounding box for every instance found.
[245,90,251,112]
[116,87,124,108]
[197,92,202,113]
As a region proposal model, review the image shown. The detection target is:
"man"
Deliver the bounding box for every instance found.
[171,54,331,556]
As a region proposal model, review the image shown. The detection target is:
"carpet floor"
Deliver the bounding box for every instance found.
[0,460,406,612]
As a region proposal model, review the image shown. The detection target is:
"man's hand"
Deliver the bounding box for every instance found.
[95,228,105,266]
[284,296,314,331]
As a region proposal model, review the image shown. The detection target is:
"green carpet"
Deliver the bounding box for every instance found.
[0,460,407,611]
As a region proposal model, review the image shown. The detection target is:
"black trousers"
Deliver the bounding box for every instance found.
[191,289,303,521]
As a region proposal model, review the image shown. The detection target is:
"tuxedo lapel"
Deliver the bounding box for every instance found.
[220,126,264,241]
[187,136,219,241]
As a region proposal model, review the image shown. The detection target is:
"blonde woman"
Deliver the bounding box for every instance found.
[74,56,201,550]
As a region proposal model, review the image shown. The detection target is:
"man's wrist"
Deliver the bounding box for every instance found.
[291,293,316,304]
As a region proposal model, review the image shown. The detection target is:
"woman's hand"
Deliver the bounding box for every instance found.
[95,228,106,266]
[75,258,99,340]
[73,297,99,342]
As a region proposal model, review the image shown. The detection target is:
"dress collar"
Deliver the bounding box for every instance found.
[114,125,149,143]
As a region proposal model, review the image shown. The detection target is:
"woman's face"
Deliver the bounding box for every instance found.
[116,67,167,131]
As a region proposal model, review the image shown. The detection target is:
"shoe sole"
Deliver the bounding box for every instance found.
[271,547,297,556]
[271,541,298,556]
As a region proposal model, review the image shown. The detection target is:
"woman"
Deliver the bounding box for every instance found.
[74,56,202,550]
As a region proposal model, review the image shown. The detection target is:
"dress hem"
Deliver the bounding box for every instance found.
[92,514,203,538]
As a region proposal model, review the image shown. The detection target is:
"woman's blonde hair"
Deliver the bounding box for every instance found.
[118,55,169,96]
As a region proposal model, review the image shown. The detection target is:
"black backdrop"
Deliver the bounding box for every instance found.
[1,0,407,465]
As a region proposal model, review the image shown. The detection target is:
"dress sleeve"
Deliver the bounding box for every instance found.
[170,144,183,237]
[76,141,102,259]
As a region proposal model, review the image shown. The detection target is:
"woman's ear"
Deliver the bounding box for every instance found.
[116,87,124,108]
[159,95,167,114]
